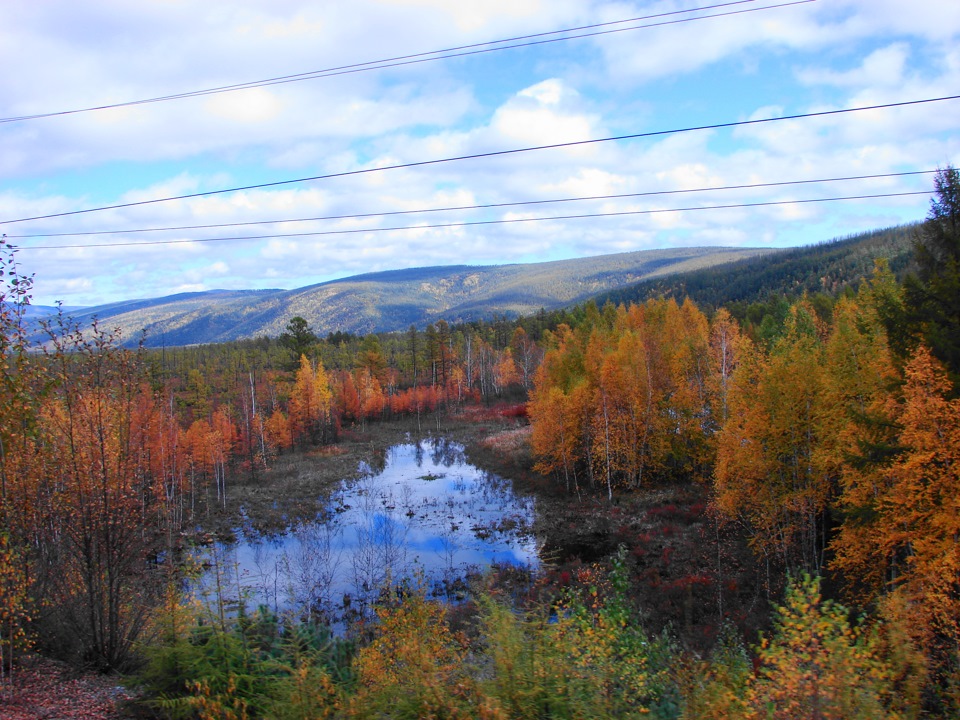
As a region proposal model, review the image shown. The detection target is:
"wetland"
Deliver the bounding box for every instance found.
[198,434,538,622]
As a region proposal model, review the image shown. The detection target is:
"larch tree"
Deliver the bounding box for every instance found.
[714,301,831,573]
[528,324,591,494]
[833,346,960,649]
[492,347,520,397]
[707,307,742,430]
[289,354,333,445]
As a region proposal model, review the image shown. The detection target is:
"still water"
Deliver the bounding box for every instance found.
[200,437,538,620]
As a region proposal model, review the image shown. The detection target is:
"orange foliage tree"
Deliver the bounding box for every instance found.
[528,323,591,494]
[832,345,960,651]
[27,319,182,669]
[492,348,520,397]
[263,407,293,455]
[288,354,333,446]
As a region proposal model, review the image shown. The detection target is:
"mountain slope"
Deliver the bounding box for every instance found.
[591,225,917,311]
[58,246,766,346]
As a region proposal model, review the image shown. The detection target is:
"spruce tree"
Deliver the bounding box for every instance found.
[905,166,960,385]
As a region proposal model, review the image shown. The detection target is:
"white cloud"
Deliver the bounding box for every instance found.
[2,0,957,307]
[489,79,601,149]
[205,88,284,124]
[798,43,911,88]
[376,0,551,32]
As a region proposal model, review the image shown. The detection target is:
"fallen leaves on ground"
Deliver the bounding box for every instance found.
[1,655,135,720]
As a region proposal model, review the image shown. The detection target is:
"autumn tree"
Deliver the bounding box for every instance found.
[528,324,592,493]
[288,354,333,446]
[748,574,921,719]
[706,307,743,429]
[714,300,831,573]
[816,288,901,592]
[28,317,178,669]
[0,534,29,698]
[660,297,714,479]
[0,247,43,686]
[263,407,292,455]
[336,370,361,422]
[356,367,386,421]
[832,345,960,653]
[530,299,718,497]
[492,347,520,397]
[350,591,471,718]
[184,418,216,512]
[210,407,238,508]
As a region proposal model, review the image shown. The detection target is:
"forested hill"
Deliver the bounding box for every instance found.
[592,224,917,312]
[50,246,764,347]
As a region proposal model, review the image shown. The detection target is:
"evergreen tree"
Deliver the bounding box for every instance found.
[279,316,318,368]
[905,166,960,385]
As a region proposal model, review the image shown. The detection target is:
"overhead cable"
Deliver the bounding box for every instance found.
[4,169,935,239]
[0,0,805,124]
[3,94,954,227]
[16,191,931,250]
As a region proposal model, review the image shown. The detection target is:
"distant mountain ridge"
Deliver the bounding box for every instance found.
[593,224,918,311]
[54,247,767,347]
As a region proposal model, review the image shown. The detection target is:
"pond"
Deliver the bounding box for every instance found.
[199,437,539,623]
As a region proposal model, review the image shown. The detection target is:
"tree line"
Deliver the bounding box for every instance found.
[526,166,960,704]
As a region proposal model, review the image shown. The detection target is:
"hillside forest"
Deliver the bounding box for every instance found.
[1,167,959,717]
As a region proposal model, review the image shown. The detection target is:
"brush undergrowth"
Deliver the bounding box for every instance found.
[133,552,927,719]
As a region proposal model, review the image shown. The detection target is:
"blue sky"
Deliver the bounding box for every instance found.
[1,0,958,307]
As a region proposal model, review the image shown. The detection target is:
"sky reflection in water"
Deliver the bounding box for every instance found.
[202,437,538,617]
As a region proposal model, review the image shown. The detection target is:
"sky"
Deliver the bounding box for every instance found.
[0,0,958,308]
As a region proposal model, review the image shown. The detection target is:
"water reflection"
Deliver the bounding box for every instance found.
[200,437,538,623]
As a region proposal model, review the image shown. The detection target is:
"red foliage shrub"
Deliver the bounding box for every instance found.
[499,403,528,419]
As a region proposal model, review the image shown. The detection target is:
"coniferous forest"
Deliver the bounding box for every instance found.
[2,167,960,717]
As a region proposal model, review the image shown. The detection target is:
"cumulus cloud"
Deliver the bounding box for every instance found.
[1,0,957,306]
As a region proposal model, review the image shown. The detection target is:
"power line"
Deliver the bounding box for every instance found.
[3,95,954,227]
[15,191,930,250]
[4,170,936,239]
[0,0,801,124]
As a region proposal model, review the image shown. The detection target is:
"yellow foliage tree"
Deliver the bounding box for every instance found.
[288,354,333,445]
[350,592,474,719]
[715,301,831,572]
[748,574,920,719]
